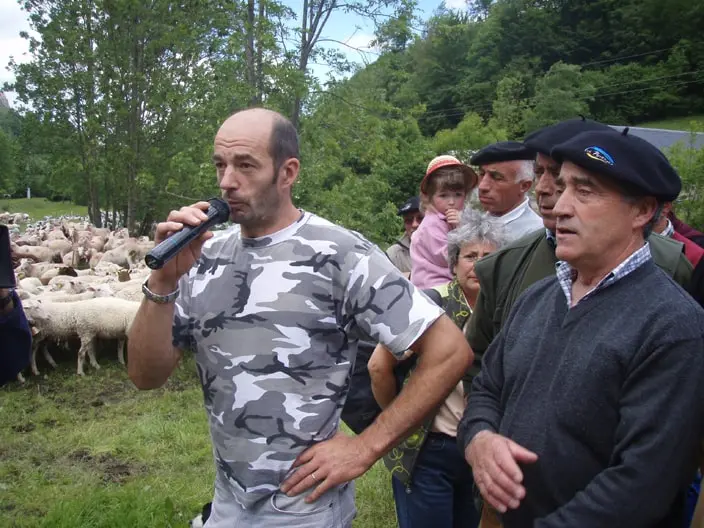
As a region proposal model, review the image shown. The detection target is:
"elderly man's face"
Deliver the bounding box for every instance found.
[553,161,654,271]
[402,211,424,238]
[533,153,564,233]
[453,241,496,297]
[477,161,533,216]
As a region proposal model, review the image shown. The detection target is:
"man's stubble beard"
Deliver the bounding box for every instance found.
[230,169,282,231]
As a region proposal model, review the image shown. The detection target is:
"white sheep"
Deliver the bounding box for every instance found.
[15,259,61,280]
[18,277,44,295]
[42,238,72,256]
[22,297,140,375]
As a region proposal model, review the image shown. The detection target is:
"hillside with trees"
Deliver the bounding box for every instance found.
[2,0,704,244]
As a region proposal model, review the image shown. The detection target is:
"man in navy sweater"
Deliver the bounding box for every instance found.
[461,128,704,527]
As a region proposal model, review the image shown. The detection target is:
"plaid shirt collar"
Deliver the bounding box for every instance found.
[661,219,675,238]
[556,242,652,307]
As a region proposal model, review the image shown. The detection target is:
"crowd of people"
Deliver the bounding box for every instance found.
[4,108,704,528]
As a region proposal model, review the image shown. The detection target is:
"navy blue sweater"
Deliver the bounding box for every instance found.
[1,290,32,386]
[460,261,704,527]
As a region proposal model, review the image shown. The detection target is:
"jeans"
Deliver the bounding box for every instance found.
[392,432,480,528]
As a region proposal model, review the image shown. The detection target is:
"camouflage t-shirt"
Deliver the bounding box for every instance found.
[172,211,444,508]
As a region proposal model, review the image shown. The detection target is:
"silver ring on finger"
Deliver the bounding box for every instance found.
[310,471,318,482]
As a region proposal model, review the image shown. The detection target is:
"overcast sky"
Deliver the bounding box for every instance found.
[0,0,466,108]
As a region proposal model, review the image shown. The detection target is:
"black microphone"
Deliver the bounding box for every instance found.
[145,197,230,270]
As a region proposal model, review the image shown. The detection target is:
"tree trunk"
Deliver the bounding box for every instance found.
[255,0,265,104]
[246,0,257,105]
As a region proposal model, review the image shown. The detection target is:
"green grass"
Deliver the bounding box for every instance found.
[638,115,704,132]
[0,197,89,223]
[0,353,396,527]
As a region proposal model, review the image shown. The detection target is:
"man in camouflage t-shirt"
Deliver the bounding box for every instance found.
[127,109,473,527]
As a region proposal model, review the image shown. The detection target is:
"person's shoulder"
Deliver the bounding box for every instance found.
[640,266,704,343]
[512,273,558,306]
[298,212,376,255]
[647,263,703,313]
[200,224,241,257]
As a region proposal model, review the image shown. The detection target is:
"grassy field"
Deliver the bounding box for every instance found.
[0,351,396,527]
[638,115,704,132]
[0,197,89,223]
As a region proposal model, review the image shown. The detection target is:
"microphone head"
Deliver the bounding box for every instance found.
[208,197,231,224]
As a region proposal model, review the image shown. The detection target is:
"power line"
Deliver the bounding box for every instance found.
[580,47,674,67]
[314,73,704,126]
[417,70,704,120]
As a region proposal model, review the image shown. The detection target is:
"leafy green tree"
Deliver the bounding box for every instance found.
[523,62,595,134]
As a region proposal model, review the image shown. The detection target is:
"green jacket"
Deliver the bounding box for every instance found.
[464,230,693,390]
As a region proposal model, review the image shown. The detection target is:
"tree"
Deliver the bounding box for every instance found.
[523,62,595,134]
[432,112,507,163]
[0,129,18,195]
[667,138,704,230]
[492,73,531,139]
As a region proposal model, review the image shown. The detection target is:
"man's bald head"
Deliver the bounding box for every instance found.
[218,108,299,171]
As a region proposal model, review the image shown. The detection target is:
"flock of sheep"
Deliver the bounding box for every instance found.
[7,213,156,381]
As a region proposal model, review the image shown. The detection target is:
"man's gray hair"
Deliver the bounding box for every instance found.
[447,207,508,270]
[515,159,535,183]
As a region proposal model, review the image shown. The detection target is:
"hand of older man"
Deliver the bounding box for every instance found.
[465,430,538,513]
[279,431,376,502]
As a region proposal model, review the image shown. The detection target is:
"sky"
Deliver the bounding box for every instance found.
[0,0,467,108]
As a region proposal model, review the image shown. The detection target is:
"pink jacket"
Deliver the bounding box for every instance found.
[410,210,454,288]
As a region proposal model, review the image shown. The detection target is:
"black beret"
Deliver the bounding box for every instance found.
[469,141,535,166]
[397,196,420,216]
[551,128,681,202]
[524,118,615,156]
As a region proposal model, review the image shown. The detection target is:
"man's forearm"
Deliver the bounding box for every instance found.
[127,278,182,389]
[359,317,472,458]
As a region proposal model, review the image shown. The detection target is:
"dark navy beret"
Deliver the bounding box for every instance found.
[397,196,420,216]
[469,141,535,166]
[524,118,615,156]
[551,128,681,201]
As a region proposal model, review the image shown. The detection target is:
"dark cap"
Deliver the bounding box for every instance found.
[551,128,681,201]
[469,141,535,166]
[398,196,420,216]
[524,118,615,156]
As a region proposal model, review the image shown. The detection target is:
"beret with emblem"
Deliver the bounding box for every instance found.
[550,128,681,202]
[524,118,615,156]
[469,141,535,166]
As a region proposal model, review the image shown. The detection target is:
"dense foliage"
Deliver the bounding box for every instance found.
[2,0,704,242]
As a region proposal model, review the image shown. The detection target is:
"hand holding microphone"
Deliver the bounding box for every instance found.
[145,198,230,286]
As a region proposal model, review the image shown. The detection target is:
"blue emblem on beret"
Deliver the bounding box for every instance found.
[584,146,614,166]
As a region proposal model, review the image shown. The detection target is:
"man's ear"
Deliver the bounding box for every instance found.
[279,158,300,189]
[633,196,659,230]
[519,179,533,194]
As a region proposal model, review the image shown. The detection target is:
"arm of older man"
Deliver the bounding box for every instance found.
[368,344,403,409]
[458,331,538,514]
[281,280,473,502]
